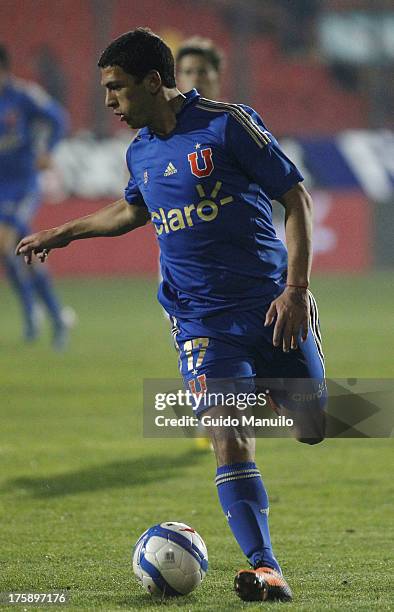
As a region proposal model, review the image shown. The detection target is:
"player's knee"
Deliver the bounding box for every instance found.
[211,432,255,467]
[270,395,327,446]
[295,407,326,445]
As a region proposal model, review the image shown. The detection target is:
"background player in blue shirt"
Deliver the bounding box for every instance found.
[16,29,326,602]
[0,44,70,348]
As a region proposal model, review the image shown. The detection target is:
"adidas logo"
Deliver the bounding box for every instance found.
[164,162,177,176]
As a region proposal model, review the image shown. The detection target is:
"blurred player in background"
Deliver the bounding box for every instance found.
[17,29,326,602]
[176,36,223,99]
[0,44,72,349]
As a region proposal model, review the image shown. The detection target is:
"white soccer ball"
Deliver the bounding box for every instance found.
[132,521,208,597]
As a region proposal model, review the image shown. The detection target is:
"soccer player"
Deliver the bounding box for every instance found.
[16,29,326,601]
[176,36,223,100]
[0,44,71,348]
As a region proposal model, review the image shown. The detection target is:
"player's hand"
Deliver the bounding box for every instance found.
[15,229,70,265]
[264,286,309,352]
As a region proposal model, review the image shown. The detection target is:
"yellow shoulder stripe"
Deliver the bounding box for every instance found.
[196,98,271,149]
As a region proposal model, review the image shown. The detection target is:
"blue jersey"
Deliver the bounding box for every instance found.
[0,78,67,201]
[124,90,303,318]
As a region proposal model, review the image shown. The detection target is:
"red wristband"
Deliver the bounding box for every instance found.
[286,283,309,290]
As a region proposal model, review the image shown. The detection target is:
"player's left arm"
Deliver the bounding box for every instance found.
[264,182,312,352]
[225,106,312,352]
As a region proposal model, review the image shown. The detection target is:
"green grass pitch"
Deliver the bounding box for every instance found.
[0,273,393,610]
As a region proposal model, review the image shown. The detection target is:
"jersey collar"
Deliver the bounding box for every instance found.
[135,89,200,140]
[178,88,200,114]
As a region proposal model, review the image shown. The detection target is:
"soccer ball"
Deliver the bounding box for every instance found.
[132,521,208,597]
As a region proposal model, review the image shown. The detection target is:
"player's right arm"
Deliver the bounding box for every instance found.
[15,198,150,264]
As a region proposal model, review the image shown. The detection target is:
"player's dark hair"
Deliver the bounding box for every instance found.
[98,28,176,88]
[0,44,10,70]
[176,41,222,73]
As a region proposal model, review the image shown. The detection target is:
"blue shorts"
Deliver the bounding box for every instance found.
[0,191,40,237]
[170,291,326,418]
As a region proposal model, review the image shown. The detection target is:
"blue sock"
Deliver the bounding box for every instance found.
[216,462,281,572]
[3,254,36,336]
[30,267,63,327]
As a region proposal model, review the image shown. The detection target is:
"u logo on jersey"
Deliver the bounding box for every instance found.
[188,373,207,398]
[187,147,214,178]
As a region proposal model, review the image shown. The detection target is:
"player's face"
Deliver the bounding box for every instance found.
[100,65,153,129]
[177,54,220,99]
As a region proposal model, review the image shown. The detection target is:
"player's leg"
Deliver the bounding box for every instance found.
[28,262,69,349]
[0,220,38,340]
[206,405,281,570]
[174,319,291,601]
[14,194,71,350]
[203,406,291,602]
[229,296,326,598]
